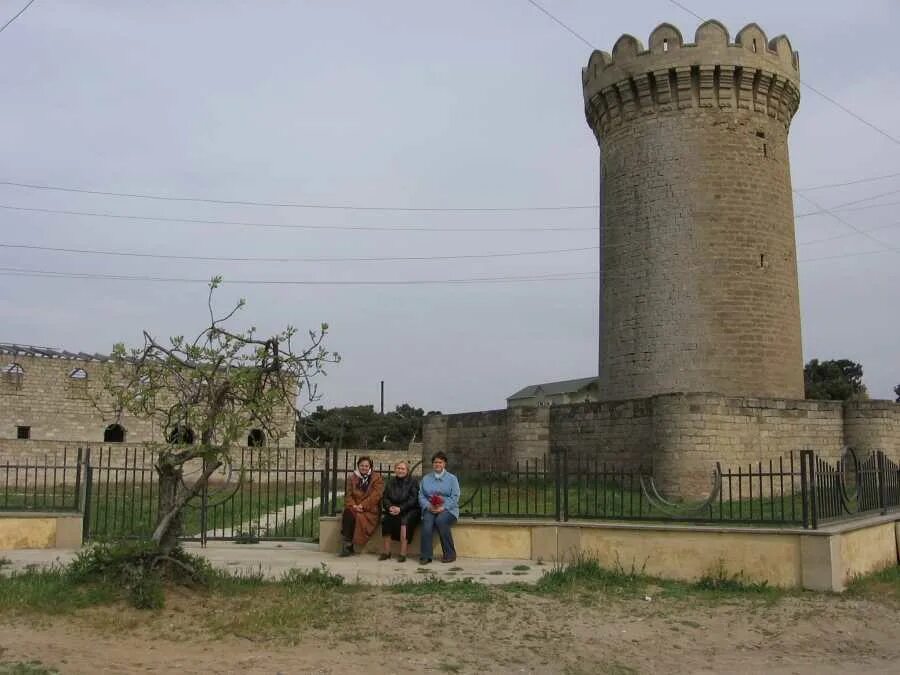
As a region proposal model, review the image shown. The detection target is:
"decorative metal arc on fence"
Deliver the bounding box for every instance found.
[1,446,897,538]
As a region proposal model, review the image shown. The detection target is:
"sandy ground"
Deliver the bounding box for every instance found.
[2,543,899,674]
[2,585,899,674]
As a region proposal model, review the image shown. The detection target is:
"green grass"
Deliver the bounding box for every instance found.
[82,480,324,541]
[0,566,118,614]
[457,475,807,526]
[846,564,900,604]
[0,662,58,675]
[390,575,493,602]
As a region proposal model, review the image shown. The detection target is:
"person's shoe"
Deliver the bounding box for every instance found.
[377,553,390,561]
[397,555,407,563]
[440,554,457,563]
[338,541,353,557]
[419,558,432,565]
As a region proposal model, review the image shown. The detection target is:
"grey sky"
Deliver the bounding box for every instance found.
[0,0,897,413]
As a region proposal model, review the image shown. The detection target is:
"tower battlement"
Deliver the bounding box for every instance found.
[583,21,801,138]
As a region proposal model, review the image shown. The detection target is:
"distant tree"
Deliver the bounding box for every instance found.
[803,359,868,401]
[298,403,439,450]
[94,277,338,555]
[894,383,900,403]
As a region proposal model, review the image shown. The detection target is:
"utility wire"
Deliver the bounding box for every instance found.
[524,0,900,147]
[0,266,600,286]
[798,220,900,246]
[0,0,35,34]
[795,199,900,219]
[0,204,596,233]
[794,171,900,193]
[793,186,900,217]
[0,180,597,213]
[523,0,595,49]
[9,214,897,265]
[662,0,900,146]
[1,170,896,216]
[0,241,599,264]
[794,192,898,254]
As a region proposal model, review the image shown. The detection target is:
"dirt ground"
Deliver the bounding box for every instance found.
[2,586,899,675]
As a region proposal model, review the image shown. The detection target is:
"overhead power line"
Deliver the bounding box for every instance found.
[1,170,896,217]
[661,0,900,146]
[798,220,900,246]
[0,241,599,263]
[794,192,898,254]
[524,0,900,146]
[794,171,900,192]
[793,186,900,217]
[523,0,595,49]
[0,180,597,213]
[0,0,35,34]
[795,199,900,219]
[0,266,600,286]
[0,204,596,233]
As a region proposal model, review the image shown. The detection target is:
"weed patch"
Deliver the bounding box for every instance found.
[846,565,900,604]
[390,576,493,602]
[0,661,58,675]
[0,567,116,614]
[693,560,773,594]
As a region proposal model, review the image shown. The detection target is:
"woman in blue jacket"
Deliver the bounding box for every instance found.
[418,451,460,564]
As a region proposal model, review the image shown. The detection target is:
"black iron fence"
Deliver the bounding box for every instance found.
[0,446,897,537]
[0,448,83,512]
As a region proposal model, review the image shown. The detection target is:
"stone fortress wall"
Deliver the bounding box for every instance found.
[423,20,900,496]
[0,346,295,451]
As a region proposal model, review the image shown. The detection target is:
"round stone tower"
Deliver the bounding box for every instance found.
[583,20,804,401]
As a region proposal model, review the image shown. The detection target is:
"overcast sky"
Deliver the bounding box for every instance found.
[0,0,897,413]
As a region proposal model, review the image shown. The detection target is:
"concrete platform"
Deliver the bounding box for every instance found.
[0,541,546,586]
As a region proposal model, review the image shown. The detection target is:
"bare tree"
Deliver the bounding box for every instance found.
[94,277,338,554]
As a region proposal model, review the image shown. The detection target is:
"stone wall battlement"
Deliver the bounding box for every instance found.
[583,21,800,138]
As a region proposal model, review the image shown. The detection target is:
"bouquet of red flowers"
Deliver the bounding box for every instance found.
[429,493,445,508]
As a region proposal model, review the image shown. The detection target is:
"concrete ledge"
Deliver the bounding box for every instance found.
[0,512,83,550]
[320,513,900,591]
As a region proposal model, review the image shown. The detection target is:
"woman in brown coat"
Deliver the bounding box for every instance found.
[338,456,384,556]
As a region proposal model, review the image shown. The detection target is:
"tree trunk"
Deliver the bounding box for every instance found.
[156,461,183,555]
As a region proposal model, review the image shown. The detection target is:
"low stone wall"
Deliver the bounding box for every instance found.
[424,394,900,497]
[0,512,83,550]
[320,514,900,591]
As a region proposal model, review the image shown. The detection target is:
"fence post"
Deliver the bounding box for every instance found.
[73,447,84,511]
[551,449,561,522]
[804,450,819,529]
[876,450,887,514]
[562,448,569,523]
[799,450,809,529]
[81,447,93,543]
[199,463,209,548]
[330,438,340,516]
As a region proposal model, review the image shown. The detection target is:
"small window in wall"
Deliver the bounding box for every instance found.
[67,367,89,398]
[17,425,30,440]
[247,428,266,447]
[2,363,24,391]
[166,425,195,445]
[104,424,126,443]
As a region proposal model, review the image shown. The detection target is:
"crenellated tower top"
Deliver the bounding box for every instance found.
[583,20,801,140]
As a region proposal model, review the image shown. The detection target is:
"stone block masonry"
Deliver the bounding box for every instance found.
[0,347,295,449]
[424,394,900,497]
[583,21,804,401]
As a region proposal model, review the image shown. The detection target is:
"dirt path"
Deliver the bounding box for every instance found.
[2,589,899,674]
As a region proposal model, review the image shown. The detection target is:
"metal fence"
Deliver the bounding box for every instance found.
[324,447,900,528]
[1,445,897,538]
[0,448,83,512]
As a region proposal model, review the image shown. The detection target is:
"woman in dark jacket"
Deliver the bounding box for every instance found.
[379,461,420,562]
